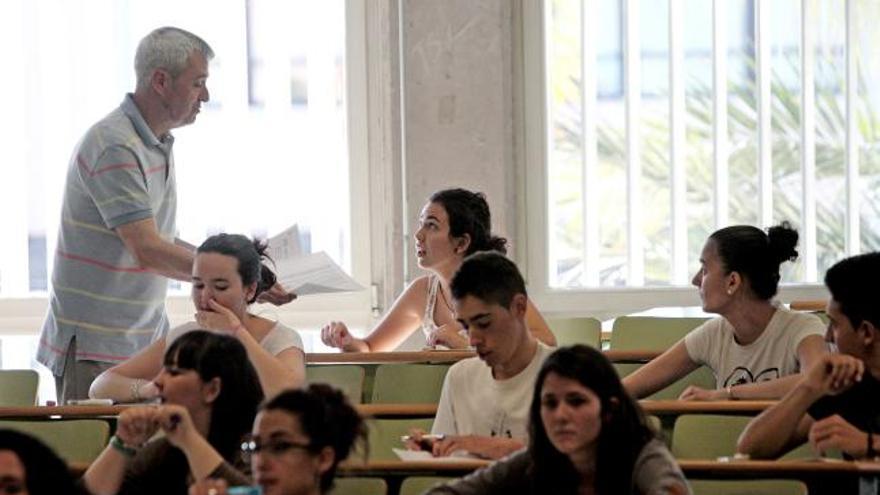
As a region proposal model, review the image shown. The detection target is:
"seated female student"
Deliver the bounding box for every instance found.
[623,223,827,401]
[90,233,306,402]
[426,345,690,495]
[189,384,366,495]
[0,429,84,495]
[83,331,262,495]
[321,188,555,351]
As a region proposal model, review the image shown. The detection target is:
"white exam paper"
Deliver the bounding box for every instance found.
[274,251,363,296]
[392,448,477,462]
[266,224,304,263]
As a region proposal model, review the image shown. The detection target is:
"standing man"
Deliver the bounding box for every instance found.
[37,27,291,403]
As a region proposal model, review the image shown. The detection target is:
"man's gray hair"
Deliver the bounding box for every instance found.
[134,27,214,91]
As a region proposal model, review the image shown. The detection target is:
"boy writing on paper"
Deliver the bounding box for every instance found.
[406,252,553,460]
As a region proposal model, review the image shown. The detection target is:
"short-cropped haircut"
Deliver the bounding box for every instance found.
[450,251,526,309]
[825,252,880,329]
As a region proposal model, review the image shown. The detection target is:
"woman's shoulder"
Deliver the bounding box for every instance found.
[395,274,434,306]
[166,321,201,345]
[633,438,686,485]
[767,306,826,335]
[406,274,434,292]
[262,320,305,353]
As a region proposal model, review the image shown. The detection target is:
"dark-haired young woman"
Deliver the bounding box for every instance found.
[90,234,306,402]
[624,223,827,401]
[83,331,263,495]
[321,188,555,351]
[426,345,690,495]
[0,429,84,495]
[190,384,366,495]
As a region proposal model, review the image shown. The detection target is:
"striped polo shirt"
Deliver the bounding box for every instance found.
[37,94,178,374]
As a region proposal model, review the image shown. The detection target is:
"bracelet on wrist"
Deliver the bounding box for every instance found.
[130,379,144,402]
[110,435,140,458]
[725,385,734,400]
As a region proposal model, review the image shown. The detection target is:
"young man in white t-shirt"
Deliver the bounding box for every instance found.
[408,252,553,460]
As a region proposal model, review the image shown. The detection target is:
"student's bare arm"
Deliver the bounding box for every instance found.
[622,340,699,399]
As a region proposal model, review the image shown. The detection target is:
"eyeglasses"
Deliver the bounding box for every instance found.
[240,437,313,459]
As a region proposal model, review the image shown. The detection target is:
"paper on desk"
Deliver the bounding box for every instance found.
[274,251,363,296]
[392,448,477,462]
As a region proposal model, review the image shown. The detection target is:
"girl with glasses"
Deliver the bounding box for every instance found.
[83,331,262,495]
[190,384,365,495]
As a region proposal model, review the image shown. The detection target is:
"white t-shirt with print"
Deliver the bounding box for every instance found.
[684,306,825,389]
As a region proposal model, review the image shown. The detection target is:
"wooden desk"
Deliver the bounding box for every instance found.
[641,400,776,415]
[0,400,774,422]
[340,459,489,474]
[338,459,879,494]
[306,349,660,365]
[307,351,474,364]
[0,404,440,420]
[790,300,827,312]
[680,459,880,495]
[0,405,128,419]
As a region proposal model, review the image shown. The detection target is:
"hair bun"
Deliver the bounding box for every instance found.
[767,221,799,264]
[486,235,508,255]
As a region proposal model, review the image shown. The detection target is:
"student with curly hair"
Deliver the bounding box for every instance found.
[321,188,554,351]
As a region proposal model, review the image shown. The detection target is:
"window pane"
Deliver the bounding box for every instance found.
[0,0,351,295]
[813,0,846,275]
[770,0,805,282]
[856,0,880,253]
[683,0,714,279]
[640,0,672,286]
[727,0,759,227]
[543,0,874,290]
[547,0,585,287]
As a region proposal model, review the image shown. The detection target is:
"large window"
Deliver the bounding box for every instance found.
[0,0,364,297]
[529,0,880,306]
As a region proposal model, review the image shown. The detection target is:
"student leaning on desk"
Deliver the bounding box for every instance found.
[739,252,880,460]
[623,222,827,401]
[320,188,555,352]
[83,331,261,495]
